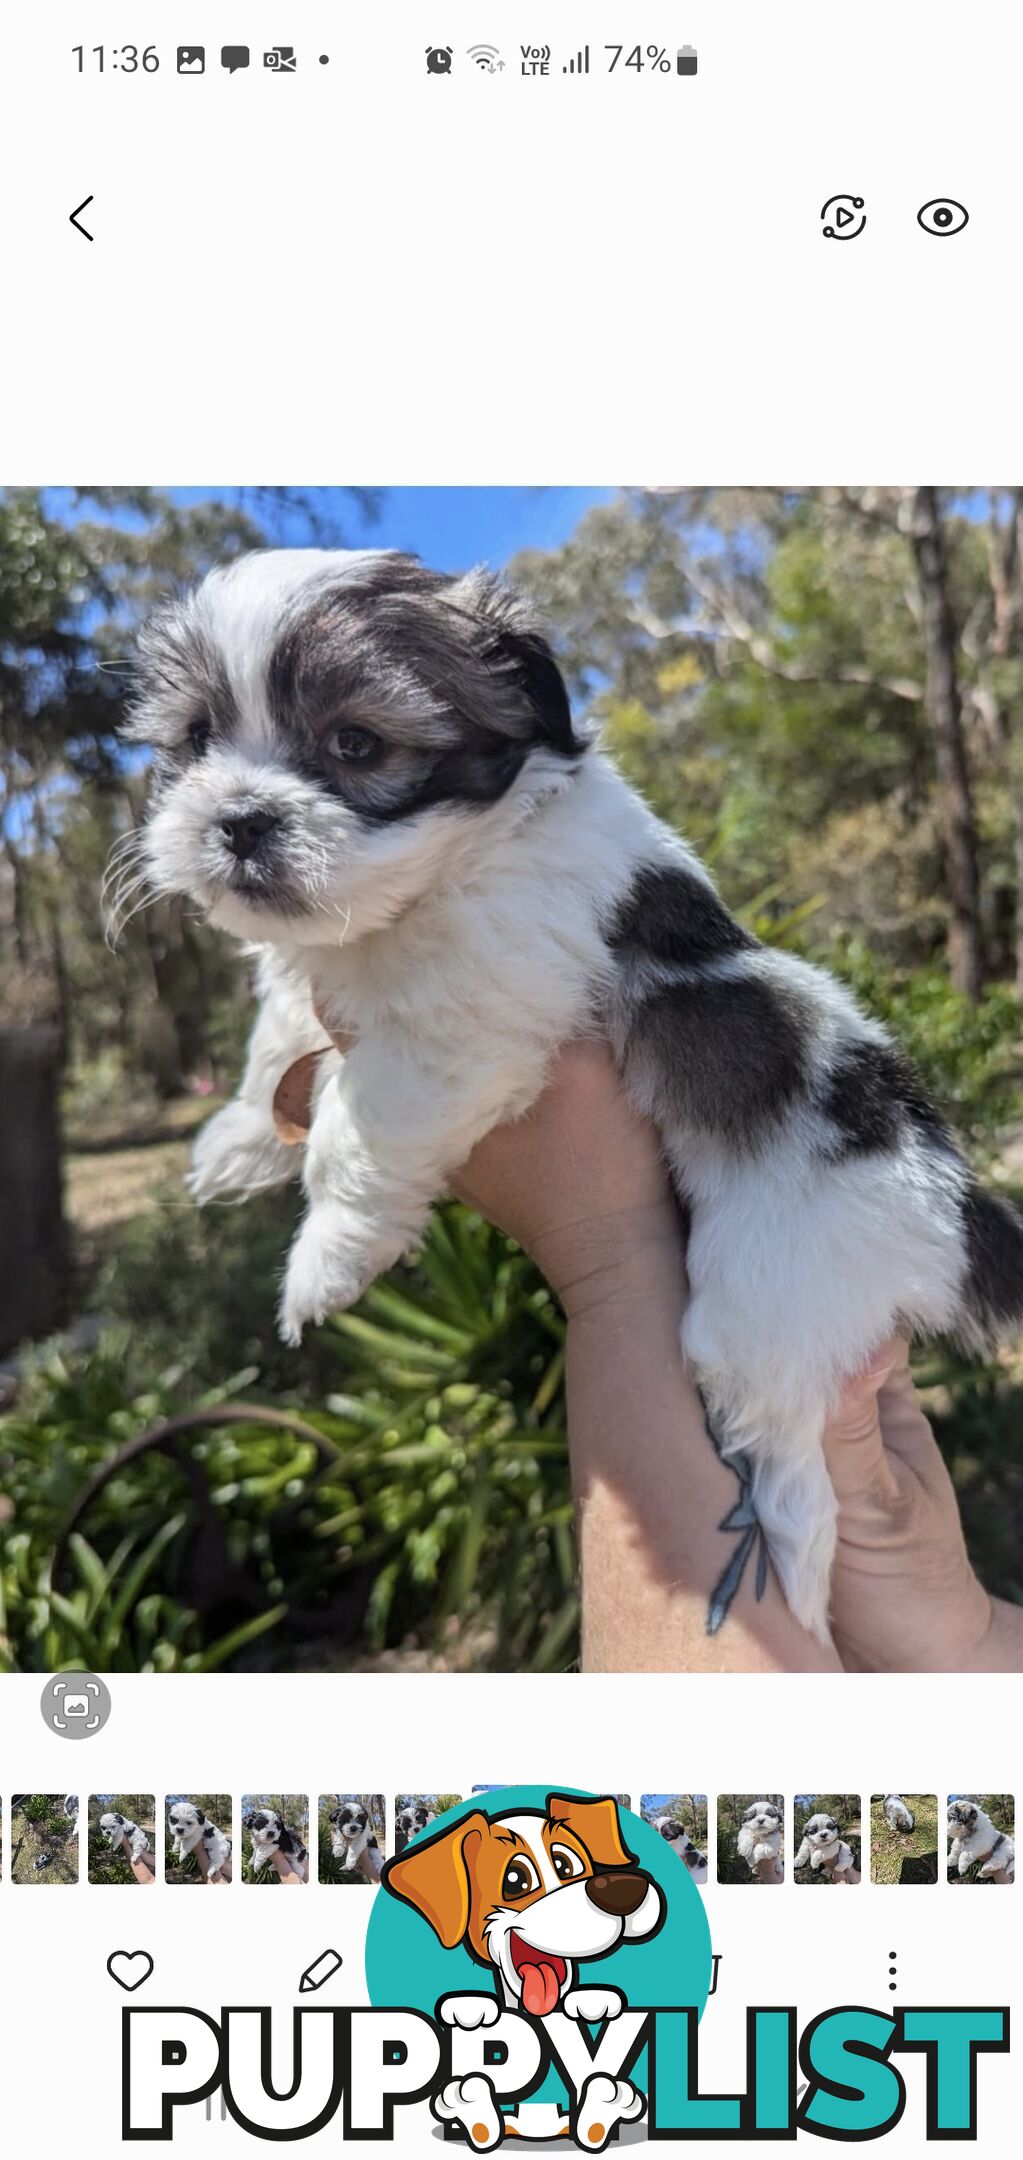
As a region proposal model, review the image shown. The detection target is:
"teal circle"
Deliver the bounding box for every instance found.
[366,1786,712,2106]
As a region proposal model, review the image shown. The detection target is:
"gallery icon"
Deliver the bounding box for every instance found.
[426,46,453,74]
[917,197,969,236]
[176,46,206,74]
[40,1670,112,1737]
[820,192,866,240]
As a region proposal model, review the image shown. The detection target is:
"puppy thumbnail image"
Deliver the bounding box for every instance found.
[320,1793,385,1884]
[869,1795,938,1884]
[89,1794,156,1884]
[718,1795,784,1884]
[641,1794,708,1885]
[165,1795,233,1884]
[394,1793,463,1853]
[10,1793,80,1884]
[793,1795,861,1884]
[243,1795,309,1883]
[947,1795,1015,1884]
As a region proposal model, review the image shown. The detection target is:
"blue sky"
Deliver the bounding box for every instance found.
[171,485,613,570]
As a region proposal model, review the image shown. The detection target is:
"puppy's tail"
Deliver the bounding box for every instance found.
[954,1181,1023,1350]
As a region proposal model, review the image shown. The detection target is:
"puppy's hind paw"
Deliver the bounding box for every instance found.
[433,2074,503,2148]
[575,2075,644,2151]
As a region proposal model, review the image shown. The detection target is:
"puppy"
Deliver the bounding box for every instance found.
[384,1792,662,2148]
[654,1815,708,1884]
[947,1800,1015,1880]
[396,1800,436,1850]
[127,549,1023,1643]
[883,1794,915,1835]
[100,1810,152,1863]
[167,1800,232,1882]
[737,1800,783,1878]
[63,1794,79,1825]
[329,1800,379,1870]
[245,1806,309,1882]
[794,1812,855,1876]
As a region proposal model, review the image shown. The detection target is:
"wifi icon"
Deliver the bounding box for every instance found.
[467,43,504,73]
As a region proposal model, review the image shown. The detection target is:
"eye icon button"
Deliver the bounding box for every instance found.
[917,197,969,236]
[821,194,866,240]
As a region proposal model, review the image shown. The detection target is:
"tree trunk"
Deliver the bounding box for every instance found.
[0,1025,68,1354]
[907,486,985,1000]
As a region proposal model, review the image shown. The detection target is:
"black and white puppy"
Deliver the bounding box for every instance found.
[126,549,1023,1643]
[882,1794,915,1835]
[396,1801,436,1851]
[794,1812,855,1876]
[245,1806,309,1881]
[947,1801,1015,1880]
[655,1816,708,1884]
[167,1800,232,1881]
[737,1801,783,1876]
[100,1809,152,1863]
[329,1800,379,1870]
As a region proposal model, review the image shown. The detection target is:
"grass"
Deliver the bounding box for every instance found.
[11,1796,79,1884]
[869,1795,939,1884]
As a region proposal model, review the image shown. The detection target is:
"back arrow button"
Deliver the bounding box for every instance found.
[70,195,95,240]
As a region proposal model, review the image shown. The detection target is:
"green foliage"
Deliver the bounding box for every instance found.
[0,1205,573,1674]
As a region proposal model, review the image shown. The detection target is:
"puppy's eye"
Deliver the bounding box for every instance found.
[501,1855,539,1900]
[550,1843,585,1883]
[329,724,382,766]
[188,715,212,757]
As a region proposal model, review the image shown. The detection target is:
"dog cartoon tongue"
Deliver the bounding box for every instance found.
[512,1936,566,2017]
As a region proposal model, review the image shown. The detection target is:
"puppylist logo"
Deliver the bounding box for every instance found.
[119,1789,1008,2145]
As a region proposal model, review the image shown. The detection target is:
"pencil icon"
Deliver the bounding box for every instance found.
[299,1948,343,1994]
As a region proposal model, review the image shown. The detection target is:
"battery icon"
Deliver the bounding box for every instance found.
[677,45,698,75]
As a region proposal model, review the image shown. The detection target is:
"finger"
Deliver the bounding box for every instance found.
[820,1339,903,1503]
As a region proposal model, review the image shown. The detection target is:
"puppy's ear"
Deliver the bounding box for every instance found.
[382,1810,490,1948]
[546,1793,636,1871]
[195,1808,206,1824]
[452,570,579,759]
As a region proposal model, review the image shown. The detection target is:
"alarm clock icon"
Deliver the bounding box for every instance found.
[426,47,453,75]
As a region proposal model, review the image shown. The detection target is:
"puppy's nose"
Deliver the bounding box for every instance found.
[220,808,280,860]
[585,1870,650,1917]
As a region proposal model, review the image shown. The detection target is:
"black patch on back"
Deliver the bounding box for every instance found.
[823,1039,950,1159]
[610,864,754,968]
[961,1183,1023,1329]
[627,971,809,1144]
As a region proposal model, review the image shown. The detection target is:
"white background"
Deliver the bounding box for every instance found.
[1,2,1021,2151]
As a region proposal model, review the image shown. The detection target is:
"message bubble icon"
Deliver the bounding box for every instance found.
[221,45,250,74]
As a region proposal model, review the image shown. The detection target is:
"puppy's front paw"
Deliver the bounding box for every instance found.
[562,1987,625,2024]
[278,1209,374,1345]
[438,1995,500,2032]
[189,1100,295,1204]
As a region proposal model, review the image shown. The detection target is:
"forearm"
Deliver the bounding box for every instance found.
[563,1238,841,1675]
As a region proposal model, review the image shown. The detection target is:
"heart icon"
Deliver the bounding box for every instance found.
[107,1950,154,1992]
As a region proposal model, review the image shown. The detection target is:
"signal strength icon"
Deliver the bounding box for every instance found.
[563,46,590,74]
[468,43,504,73]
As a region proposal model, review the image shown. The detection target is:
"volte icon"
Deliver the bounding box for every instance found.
[820,192,867,240]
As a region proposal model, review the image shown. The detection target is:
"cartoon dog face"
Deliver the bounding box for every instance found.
[383,1792,664,2017]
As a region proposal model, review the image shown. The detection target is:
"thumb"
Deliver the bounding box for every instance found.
[820,1339,904,1501]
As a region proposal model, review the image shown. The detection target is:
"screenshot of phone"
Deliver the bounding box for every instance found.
[0,4,1019,2152]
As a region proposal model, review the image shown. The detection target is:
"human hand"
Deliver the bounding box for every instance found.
[822,1341,994,1671]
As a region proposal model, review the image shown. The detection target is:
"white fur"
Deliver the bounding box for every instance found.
[947,1804,1014,1880]
[794,1813,855,1875]
[141,547,1001,1645]
[737,1801,784,1877]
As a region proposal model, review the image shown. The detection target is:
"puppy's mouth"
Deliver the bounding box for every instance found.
[509,1932,568,2018]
